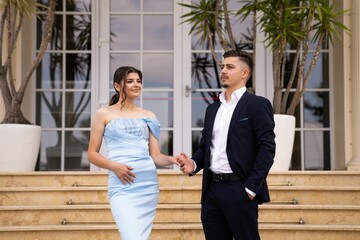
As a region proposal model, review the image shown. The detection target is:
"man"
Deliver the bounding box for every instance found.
[178,49,275,240]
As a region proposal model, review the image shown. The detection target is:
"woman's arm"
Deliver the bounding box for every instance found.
[87,109,135,184]
[148,131,178,167]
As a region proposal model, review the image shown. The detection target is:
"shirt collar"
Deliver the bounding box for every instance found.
[219,86,247,104]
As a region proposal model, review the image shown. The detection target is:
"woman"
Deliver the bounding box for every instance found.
[88,66,178,239]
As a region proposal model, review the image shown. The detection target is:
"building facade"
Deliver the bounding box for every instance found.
[1,0,359,171]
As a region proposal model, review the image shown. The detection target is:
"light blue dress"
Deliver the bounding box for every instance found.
[104,118,160,240]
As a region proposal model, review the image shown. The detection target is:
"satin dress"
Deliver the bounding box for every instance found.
[104,117,160,240]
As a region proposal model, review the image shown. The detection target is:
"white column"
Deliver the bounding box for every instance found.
[348,0,360,170]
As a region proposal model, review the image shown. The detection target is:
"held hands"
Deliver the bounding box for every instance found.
[177,153,195,174]
[170,156,181,166]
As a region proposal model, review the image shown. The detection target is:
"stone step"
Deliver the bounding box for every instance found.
[267,185,360,205]
[267,171,360,186]
[0,187,200,205]
[1,185,359,206]
[1,204,359,226]
[0,223,359,240]
[0,223,203,240]
[1,171,360,187]
[0,171,359,240]
[260,224,360,240]
[0,204,201,226]
[259,205,360,225]
[0,170,203,188]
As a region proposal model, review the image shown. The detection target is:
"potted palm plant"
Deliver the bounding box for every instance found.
[0,0,56,171]
[179,0,349,170]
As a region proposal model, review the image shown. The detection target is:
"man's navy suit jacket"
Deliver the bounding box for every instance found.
[192,91,276,204]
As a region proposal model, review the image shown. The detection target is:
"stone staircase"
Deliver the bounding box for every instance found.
[0,171,359,240]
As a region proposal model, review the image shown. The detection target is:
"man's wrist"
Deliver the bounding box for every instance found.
[191,160,197,173]
[245,187,256,197]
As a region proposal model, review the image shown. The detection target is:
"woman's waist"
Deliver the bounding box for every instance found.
[108,151,151,160]
[108,168,159,193]
[107,156,156,174]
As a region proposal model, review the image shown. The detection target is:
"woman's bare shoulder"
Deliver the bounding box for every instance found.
[140,109,157,118]
[94,106,116,123]
[95,106,111,116]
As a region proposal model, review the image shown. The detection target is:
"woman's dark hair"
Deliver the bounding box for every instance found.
[109,66,143,107]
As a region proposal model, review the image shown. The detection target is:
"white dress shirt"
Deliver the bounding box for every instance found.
[210,87,246,173]
[209,86,256,197]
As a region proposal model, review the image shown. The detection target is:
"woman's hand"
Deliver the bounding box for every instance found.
[170,156,181,166]
[112,163,136,184]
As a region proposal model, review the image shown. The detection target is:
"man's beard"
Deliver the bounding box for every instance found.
[221,83,228,88]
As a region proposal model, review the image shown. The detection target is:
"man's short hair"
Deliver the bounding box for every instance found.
[223,49,253,75]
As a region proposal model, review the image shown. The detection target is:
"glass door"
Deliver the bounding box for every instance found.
[35,0,333,171]
[93,0,183,170]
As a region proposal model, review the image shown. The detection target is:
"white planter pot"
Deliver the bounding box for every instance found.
[270,114,296,172]
[0,124,41,172]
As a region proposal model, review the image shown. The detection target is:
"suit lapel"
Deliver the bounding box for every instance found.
[227,91,251,140]
[207,101,221,140]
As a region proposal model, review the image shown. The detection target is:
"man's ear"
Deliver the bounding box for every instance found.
[242,68,250,79]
